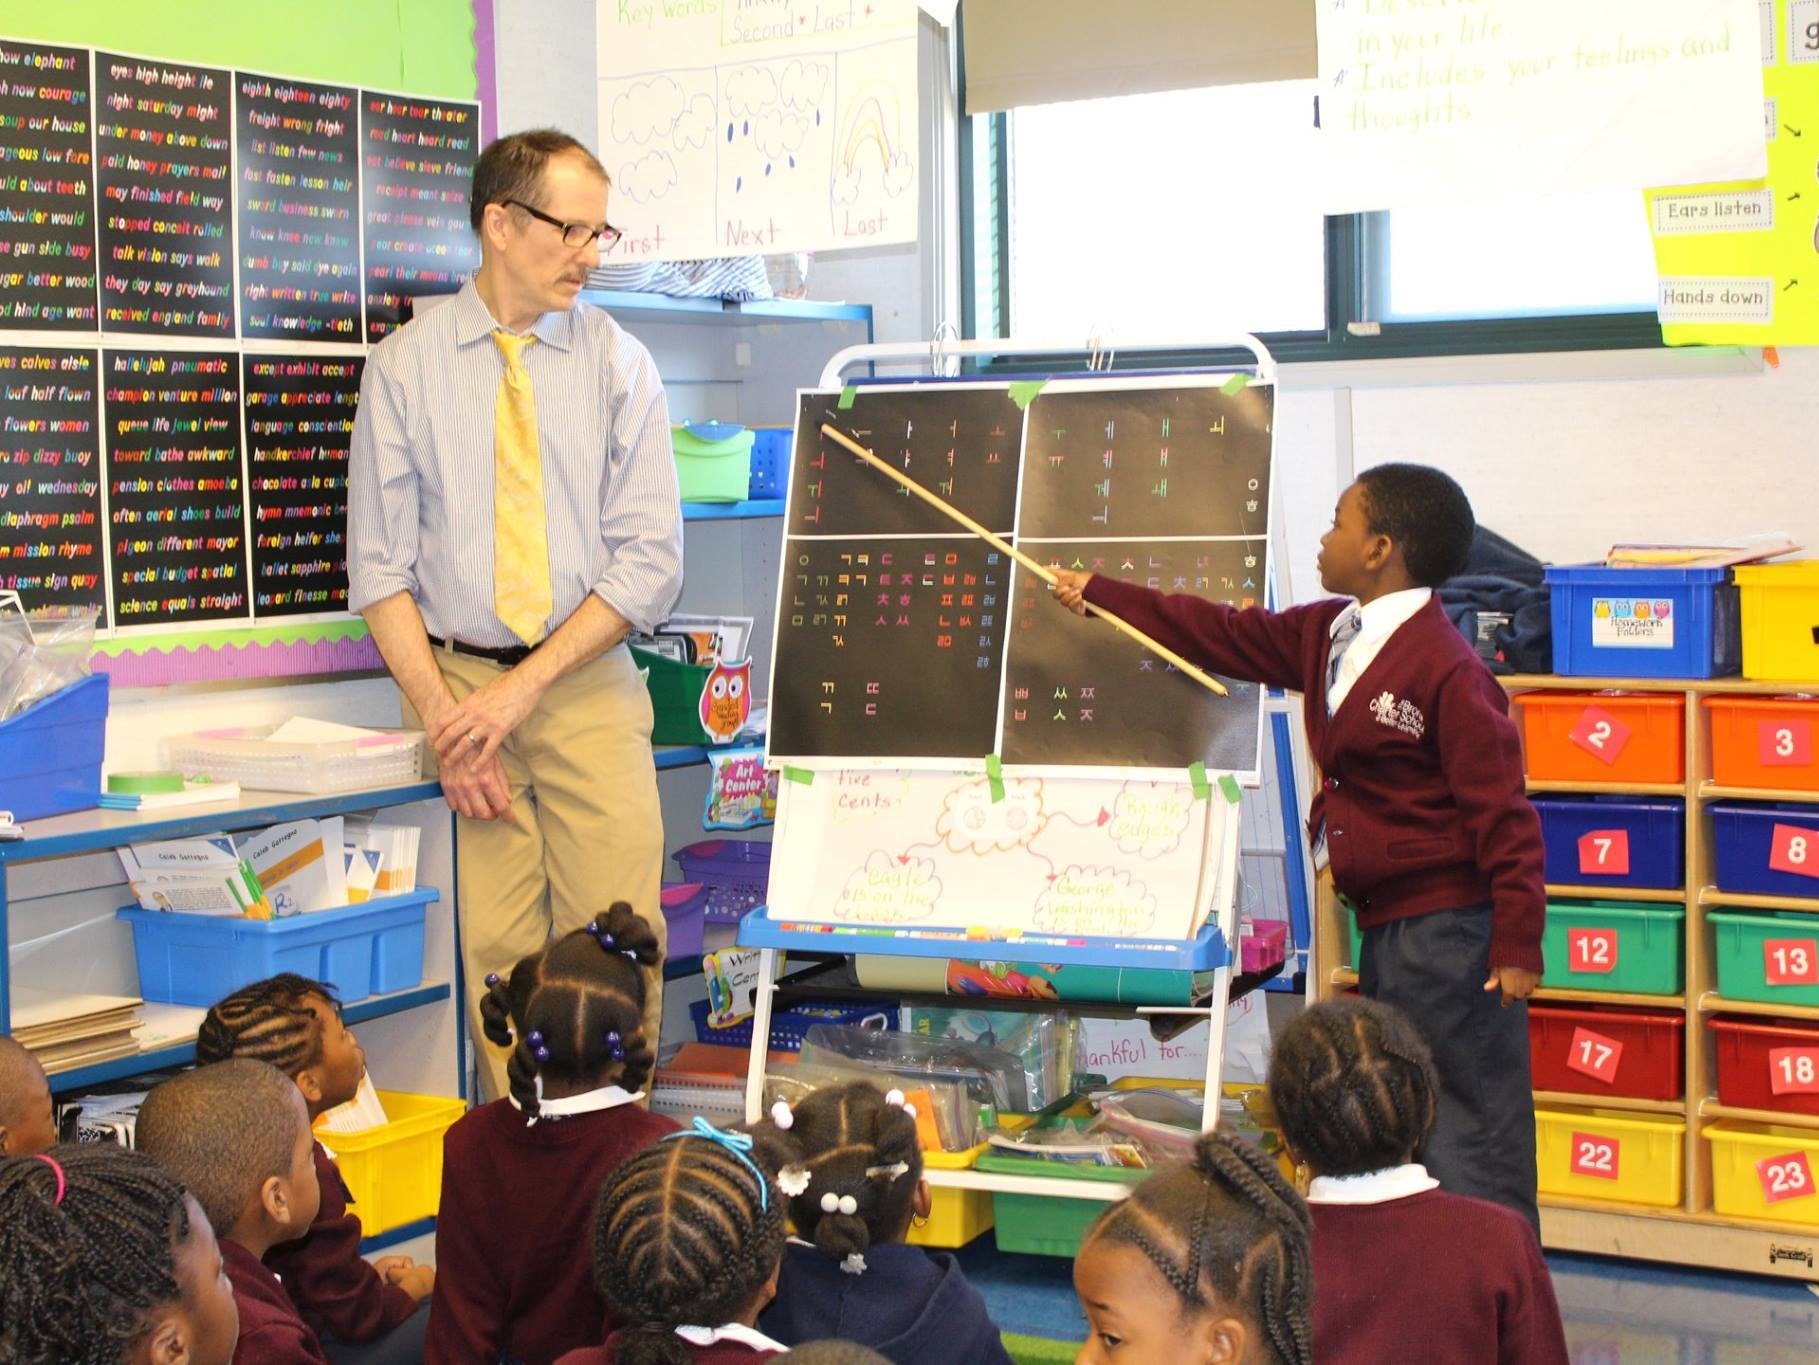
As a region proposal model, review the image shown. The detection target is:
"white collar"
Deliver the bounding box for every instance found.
[508,1083,644,1124]
[1330,587,1432,642]
[675,1322,789,1352]
[1306,1162,1440,1205]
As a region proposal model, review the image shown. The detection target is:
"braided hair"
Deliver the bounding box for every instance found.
[592,1129,786,1365]
[0,1143,194,1363]
[749,1082,921,1270]
[478,902,661,1120]
[195,972,337,1072]
[1266,995,1438,1178]
[1081,1131,1313,1365]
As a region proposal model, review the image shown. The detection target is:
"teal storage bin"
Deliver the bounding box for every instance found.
[672,421,754,502]
[1712,909,1819,1008]
[1541,899,1685,995]
[974,1149,1148,1257]
[0,673,108,821]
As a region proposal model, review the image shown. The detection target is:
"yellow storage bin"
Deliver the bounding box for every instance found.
[1709,1120,1819,1228]
[319,1090,466,1236]
[1535,1105,1684,1208]
[907,1143,994,1249]
[1735,562,1819,682]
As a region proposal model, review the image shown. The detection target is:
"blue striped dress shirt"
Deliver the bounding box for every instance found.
[347,280,684,645]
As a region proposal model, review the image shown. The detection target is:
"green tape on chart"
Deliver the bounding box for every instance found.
[985,755,1006,803]
[1218,773,1242,804]
[1187,761,1211,801]
[1220,372,1250,396]
[838,386,857,410]
[1007,381,1047,410]
[783,766,815,785]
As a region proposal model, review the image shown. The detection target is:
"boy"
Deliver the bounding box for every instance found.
[0,1035,58,1156]
[1052,462,1544,1230]
[138,1057,330,1364]
[199,975,433,1362]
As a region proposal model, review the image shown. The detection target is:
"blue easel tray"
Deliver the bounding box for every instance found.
[735,910,1230,971]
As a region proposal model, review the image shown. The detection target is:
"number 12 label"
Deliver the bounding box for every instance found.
[1764,939,1819,987]
[1757,1151,1816,1204]
[1567,927,1619,974]
[1570,1133,1620,1181]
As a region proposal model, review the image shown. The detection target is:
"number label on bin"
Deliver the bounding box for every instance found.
[1570,1133,1620,1181]
[1569,707,1632,765]
[1760,720,1814,768]
[1769,825,1819,880]
[1764,939,1819,987]
[1577,830,1631,877]
[1769,1047,1819,1095]
[1566,1026,1624,1084]
[1567,927,1620,973]
[1757,1151,1816,1204]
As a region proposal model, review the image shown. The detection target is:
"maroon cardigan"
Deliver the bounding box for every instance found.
[223,1236,330,1365]
[266,1140,417,1342]
[1082,579,1545,972]
[556,1334,782,1364]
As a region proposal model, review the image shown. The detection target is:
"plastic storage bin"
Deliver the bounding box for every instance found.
[1534,1105,1685,1207]
[0,672,107,821]
[1708,1120,1819,1226]
[1734,562,1819,682]
[1712,910,1819,1008]
[1540,899,1685,995]
[1513,691,1686,784]
[672,421,754,502]
[1710,801,1819,899]
[630,646,719,746]
[162,725,422,795]
[674,838,772,924]
[661,883,709,959]
[747,426,793,499]
[323,1090,464,1235]
[907,1144,995,1249]
[974,1149,1148,1256]
[118,889,435,1007]
[688,998,893,1052]
[1531,795,1685,889]
[1711,1016,1819,1118]
[1528,1003,1685,1100]
[1706,696,1819,792]
[1545,564,1740,679]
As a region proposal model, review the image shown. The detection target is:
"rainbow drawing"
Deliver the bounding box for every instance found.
[837,81,902,175]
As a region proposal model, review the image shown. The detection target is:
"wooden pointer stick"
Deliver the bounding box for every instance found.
[818,420,1230,698]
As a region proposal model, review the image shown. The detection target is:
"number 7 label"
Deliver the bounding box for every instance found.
[1577,829,1630,877]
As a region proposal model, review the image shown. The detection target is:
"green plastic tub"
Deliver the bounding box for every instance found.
[1541,899,1685,995]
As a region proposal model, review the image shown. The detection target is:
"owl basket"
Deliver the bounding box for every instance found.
[630,644,753,747]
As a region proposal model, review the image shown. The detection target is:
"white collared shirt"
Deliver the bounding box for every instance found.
[508,1083,644,1124]
[1305,1162,1441,1206]
[1326,587,1434,715]
[675,1322,790,1352]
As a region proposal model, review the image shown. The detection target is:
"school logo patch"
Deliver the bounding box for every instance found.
[1369,690,1426,739]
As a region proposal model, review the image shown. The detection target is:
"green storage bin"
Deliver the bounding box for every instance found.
[1713,910,1819,1008]
[672,422,754,503]
[974,1149,1148,1257]
[1540,899,1685,995]
[630,645,715,745]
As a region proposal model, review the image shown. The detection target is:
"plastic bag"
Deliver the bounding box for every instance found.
[0,592,97,722]
[900,1008,1076,1111]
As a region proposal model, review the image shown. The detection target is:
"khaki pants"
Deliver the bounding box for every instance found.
[407,644,666,1101]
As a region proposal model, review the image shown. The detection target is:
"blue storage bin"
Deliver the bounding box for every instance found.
[1711,802,1819,899]
[0,673,108,821]
[688,997,894,1052]
[748,427,792,499]
[1545,565,1740,679]
[118,888,435,1007]
[1532,795,1685,889]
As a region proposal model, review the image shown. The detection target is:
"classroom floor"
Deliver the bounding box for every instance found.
[955,1239,1819,1362]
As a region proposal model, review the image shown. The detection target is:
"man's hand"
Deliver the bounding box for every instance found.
[438,749,516,824]
[1484,965,1540,1007]
[385,1260,435,1301]
[427,668,543,768]
[1049,568,1093,615]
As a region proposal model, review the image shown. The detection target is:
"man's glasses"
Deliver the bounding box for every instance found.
[501,198,623,251]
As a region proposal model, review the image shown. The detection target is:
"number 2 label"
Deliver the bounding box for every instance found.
[1769,1047,1819,1095]
[1577,829,1631,877]
[1570,1132,1620,1181]
[1769,824,1819,881]
[1757,1151,1816,1204]
[1759,719,1813,768]
[1764,939,1819,987]
[1567,927,1619,974]
[1566,1026,1624,1085]
[1568,706,1631,765]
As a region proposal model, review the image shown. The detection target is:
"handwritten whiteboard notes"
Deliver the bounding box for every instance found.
[1316,0,1769,212]
[596,0,919,260]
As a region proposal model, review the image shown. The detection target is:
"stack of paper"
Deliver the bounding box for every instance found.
[99,779,242,812]
[118,837,270,916]
[343,816,419,895]
[242,817,347,915]
[10,987,144,1074]
[315,1073,391,1135]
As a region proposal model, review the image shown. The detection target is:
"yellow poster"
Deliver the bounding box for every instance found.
[1646,0,1819,344]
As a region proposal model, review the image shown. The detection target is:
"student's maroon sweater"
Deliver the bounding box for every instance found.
[1082,580,1545,972]
[223,1236,331,1365]
[266,1140,417,1342]
[426,1099,680,1365]
[1310,1189,1568,1364]
[555,1334,782,1363]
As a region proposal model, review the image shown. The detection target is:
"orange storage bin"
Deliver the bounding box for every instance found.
[1705,696,1819,793]
[1513,692,1685,785]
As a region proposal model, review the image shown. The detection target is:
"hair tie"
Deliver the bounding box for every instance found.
[819,1191,858,1216]
[484,973,501,988]
[777,1164,812,1197]
[840,1252,867,1276]
[865,1162,911,1180]
[770,1099,794,1131]
[660,1117,769,1211]
[884,1088,918,1120]
[604,1028,626,1062]
[527,1029,550,1062]
[34,1154,66,1207]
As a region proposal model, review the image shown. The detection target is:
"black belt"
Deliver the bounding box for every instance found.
[427,634,534,667]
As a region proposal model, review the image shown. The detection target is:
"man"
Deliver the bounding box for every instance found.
[348,129,682,1100]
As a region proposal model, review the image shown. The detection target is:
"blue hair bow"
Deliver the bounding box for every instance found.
[661,1116,768,1211]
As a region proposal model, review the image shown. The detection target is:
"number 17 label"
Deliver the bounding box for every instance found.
[1566,1026,1624,1084]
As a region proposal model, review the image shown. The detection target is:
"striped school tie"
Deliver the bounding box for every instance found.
[491,330,552,645]
[1325,608,1364,716]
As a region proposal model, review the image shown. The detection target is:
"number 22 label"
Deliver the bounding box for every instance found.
[1570,1133,1620,1181]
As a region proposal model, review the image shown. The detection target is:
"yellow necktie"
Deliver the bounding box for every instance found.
[491,330,552,645]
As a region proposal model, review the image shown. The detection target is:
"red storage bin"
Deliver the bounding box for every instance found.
[1529,1003,1685,1101]
[1705,696,1819,793]
[1711,1015,1819,1117]
[1513,691,1685,785]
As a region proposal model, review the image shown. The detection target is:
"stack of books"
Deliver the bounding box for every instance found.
[11,987,143,1074]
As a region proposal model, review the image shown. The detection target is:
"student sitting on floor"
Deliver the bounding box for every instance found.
[557,1118,792,1364]
[1269,995,1568,1365]
[199,975,432,1363]
[749,1082,1013,1365]
[427,902,679,1365]
[0,1142,240,1365]
[137,1058,328,1365]
[0,1034,57,1157]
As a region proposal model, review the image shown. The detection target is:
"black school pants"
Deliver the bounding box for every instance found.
[1359,904,1541,1236]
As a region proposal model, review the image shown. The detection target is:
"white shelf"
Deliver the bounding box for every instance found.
[924,1165,1132,1202]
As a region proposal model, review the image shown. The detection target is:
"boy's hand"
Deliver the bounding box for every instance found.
[1484,965,1540,1007]
[1049,569,1093,615]
[372,1255,413,1280]
[392,1263,436,1301]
